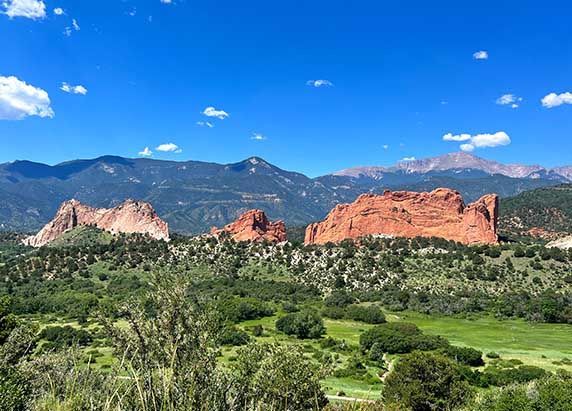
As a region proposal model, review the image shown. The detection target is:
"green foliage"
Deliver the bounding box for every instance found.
[0,366,30,411]
[383,351,473,411]
[500,184,572,238]
[219,326,251,346]
[232,343,328,410]
[360,323,448,354]
[465,374,572,411]
[441,345,484,367]
[276,310,326,339]
[324,290,355,308]
[39,326,93,350]
[323,304,386,324]
[217,297,275,323]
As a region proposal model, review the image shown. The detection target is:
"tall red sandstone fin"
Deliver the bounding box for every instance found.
[23,199,169,247]
[211,209,287,243]
[304,188,498,245]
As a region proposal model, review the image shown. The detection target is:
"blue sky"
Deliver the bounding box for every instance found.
[1,0,571,177]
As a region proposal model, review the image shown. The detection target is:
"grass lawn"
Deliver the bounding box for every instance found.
[393,312,572,371]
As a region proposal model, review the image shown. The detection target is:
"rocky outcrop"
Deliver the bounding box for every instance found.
[547,236,572,249]
[211,209,287,243]
[305,188,498,245]
[24,199,169,247]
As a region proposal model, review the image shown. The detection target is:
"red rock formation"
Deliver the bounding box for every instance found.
[211,209,287,243]
[24,199,169,247]
[305,188,498,245]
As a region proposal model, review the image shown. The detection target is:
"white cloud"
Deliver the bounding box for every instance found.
[202,106,229,120]
[60,82,88,95]
[541,92,572,108]
[460,143,475,152]
[442,133,471,142]
[64,18,80,36]
[53,7,63,15]
[0,75,54,120]
[306,79,333,88]
[251,133,266,141]
[2,0,46,19]
[382,144,389,150]
[160,0,172,3]
[138,147,152,157]
[496,94,522,108]
[156,143,182,153]
[473,50,488,60]
[400,157,416,162]
[196,121,213,128]
[444,131,511,152]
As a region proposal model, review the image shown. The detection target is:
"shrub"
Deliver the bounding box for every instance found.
[360,322,448,354]
[324,291,355,308]
[442,345,484,367]
[383,351,472,411]
[39,326,92,350]
[218,297,274,323]
[219,326,251,346]
[276,310,326,339]
[345,305,386,324]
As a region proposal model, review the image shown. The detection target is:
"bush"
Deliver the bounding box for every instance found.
[384,351,472,411]
[39,326,92,350]
[219,326,251,346]
[442,345,484,367]
[345,305,386,324]
[465,374,572,411]
[218,297,274,323]
[360,323,448,354]
[232,343,328,410]
[0,366,30,411]
[480,364,547,387]
[324,291,355,308]
[276,310,326,339]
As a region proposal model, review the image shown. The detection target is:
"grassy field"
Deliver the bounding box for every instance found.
[31,311,572,401]
[396,312,572,371]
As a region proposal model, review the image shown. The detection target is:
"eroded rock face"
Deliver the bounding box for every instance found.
[305,188,498,245]
[211,209,287,243]
[24,199,169,247]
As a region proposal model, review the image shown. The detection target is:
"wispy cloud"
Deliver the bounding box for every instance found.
[382,144,389,150]
[541,92,572,108]
[2,0,46,19]
[156,143,182,153]
[400,157,416,162]
[202,106,229,120]
[251,133,267,141]
[160,0,172,3]
[472,50,488,60]
[306,79,334,88]
[60,82,88,95]
[53,7,63,15]
[443,131,511,152]
[0,75,54,120]
[496,94,522,108]
[138,147,152,157]
[196,121,214,128]
[64,18,80,36]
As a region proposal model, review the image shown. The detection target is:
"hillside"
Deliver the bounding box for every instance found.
[0,153,568,234]
[500,185,572,240]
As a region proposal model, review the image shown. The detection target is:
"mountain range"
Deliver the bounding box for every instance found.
[0,152,570,234]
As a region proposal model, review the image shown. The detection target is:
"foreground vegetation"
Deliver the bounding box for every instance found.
[1,230,572,409]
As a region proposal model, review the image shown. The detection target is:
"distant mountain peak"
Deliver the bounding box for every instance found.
[333,152,560,180]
